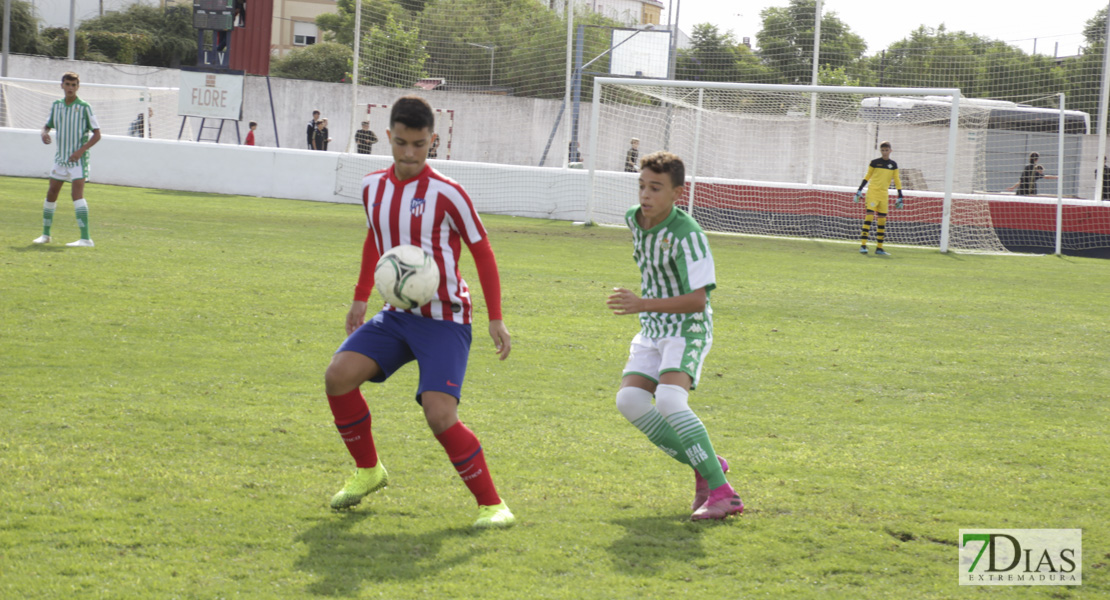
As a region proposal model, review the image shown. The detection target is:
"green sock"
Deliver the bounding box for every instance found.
[74,199,90,240]
[43,200,55,236]
[664,409,727,489]
[630,408,692,467]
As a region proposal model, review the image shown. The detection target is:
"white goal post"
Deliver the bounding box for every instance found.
[586,78,984,253]
[0,76,188,141]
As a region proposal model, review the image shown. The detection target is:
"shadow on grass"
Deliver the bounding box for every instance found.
[607,514,720,575]
[294,511,486,596]
[10,244,66,252]
[150,188,234,200]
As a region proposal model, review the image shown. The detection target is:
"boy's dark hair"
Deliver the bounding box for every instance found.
[640,151,685,188]
[879,141,891,149]
[62,72,79,84]
[249,121,257,127]
[312,109,320,116]
[390,96,435,131]
[1029,151,1039,163]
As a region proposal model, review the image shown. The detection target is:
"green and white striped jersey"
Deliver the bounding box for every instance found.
[624,205,716,339]
[45,97,99,167]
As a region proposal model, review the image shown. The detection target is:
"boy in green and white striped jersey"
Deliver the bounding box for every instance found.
[34,72,101,247]
[606,151,743,521]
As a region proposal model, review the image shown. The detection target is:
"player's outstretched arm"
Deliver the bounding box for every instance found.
[489,319,511,360]
[608,287,706,316]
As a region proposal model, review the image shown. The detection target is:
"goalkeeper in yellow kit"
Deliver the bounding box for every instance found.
[853,141,903,256]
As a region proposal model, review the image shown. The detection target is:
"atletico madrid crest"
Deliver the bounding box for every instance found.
[411,197,426,217]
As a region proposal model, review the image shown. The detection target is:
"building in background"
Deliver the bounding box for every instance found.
[546,0,663,27]
[27,0,678,59]
[271,0,333,56]
[27,0,332,58]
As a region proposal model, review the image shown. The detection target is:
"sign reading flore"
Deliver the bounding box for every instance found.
[177,71,244,120]
[960,529,1082,586]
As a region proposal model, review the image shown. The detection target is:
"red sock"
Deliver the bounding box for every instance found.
[326,388,378,468]
[435,421,501,506]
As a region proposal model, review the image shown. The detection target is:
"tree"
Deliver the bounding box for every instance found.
[676,24,779,83]
[0,0,47,54]
[873,26,1066,103]
[41,27,89,59]
[756,0,866,84]
[418,0,615,98]
[1084,6,1107,45]
[271,42,352,83]
[79,5,196,67]
[358,14,428,87]
[316,0,409,47]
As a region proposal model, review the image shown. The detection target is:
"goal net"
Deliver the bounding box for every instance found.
[0,77,190,140]
[586,78,1014,253]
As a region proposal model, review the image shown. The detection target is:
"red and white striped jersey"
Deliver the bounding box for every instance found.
[360,164,488,324]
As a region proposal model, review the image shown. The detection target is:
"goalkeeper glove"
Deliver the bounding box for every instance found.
[895,193,904,210]
[853,190,863,203]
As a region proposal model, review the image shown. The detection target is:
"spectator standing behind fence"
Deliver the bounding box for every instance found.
[1007,152,1057,196]
[355,121,378,154]
[245,121,257,146]
[313,118,331,151]
[624,138,640,172]
[128,113,144,138]
[1097,156,1110,201]
[235,0,246,27]
[307,109,320,149]
[128,107,153,138]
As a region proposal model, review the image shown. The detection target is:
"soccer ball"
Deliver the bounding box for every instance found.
[374,245,440,309]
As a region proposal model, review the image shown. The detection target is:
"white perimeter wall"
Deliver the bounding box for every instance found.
[0,128,591,220]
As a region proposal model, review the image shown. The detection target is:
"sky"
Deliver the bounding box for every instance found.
[25,0,1110,59]
[663,0,1110,58]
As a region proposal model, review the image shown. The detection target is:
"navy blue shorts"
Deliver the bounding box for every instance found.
[337,310,472,403]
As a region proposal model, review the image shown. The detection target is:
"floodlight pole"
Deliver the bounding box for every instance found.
[1056,94,1065,256]
[1095,4,1110,202]
[939,91,961,254]
[2,0,11,78]
[346,0,362,154]
[805,0,823,185]
[562,3,573,168]
[68,0,76,60]
[662,0,680,151]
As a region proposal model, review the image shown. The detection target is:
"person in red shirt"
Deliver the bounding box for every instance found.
[323,96,515,529]
[245,121,256,146]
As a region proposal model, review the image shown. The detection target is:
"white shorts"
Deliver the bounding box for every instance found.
[49,162,89,183]
[621,333,713,390]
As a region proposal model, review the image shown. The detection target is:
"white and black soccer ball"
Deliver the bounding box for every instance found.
[374,245,440,309]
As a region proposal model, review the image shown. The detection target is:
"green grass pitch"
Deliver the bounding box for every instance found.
[1,176,1107,599]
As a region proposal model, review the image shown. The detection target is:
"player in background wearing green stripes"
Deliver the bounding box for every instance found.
[606,151,743,521]
[33,72,101,248]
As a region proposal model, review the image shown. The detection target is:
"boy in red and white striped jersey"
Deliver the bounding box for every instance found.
[323,96,514,529]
